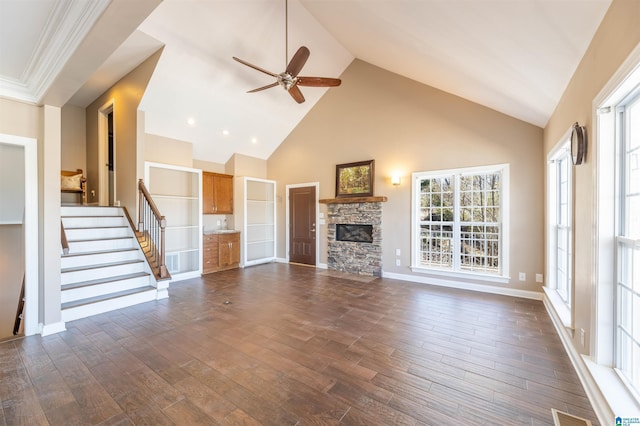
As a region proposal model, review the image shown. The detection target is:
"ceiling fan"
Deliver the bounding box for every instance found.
[232,0,341,104]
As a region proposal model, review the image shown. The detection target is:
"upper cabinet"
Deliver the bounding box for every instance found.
[202,172,233,214]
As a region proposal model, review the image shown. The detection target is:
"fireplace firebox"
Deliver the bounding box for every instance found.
[336,224,373,243]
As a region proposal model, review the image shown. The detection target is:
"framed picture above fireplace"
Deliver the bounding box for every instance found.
[335,160,375,198]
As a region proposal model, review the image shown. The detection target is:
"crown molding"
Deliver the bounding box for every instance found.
[0,0,110,104]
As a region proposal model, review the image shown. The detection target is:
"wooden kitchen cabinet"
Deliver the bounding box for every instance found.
[202,232,240,274]
[219,233,240,268]
[202,172,233,214]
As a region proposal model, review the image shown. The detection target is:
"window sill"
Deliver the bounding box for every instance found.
[410,265,510,284]
[582,355,640,419]
[543,286,573,330]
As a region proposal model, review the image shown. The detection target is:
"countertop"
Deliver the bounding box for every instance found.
[203,229,240,235]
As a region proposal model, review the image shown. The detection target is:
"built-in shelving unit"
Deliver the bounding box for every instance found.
[235,177,276,267]
[144,162,202,281]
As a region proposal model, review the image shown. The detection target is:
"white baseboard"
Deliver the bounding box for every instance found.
[317,262,328,270]
[382,271,542,300]
[169,271,201,282]
[40,321,66,336]
[275,257,288,263]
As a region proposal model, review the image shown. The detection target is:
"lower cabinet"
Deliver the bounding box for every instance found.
[203,232,240,274]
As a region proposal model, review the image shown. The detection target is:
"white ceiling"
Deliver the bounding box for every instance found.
[0,0,612,164]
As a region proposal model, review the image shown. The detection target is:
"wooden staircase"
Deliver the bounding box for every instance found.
[60,206,168,323]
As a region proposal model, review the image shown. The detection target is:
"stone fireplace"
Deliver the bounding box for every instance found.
[321,196,387,277]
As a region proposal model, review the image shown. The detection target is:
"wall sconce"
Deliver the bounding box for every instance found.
[391,175,401,186]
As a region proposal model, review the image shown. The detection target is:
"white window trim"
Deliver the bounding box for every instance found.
[410,163,510,283]
[588,41,640,418]
[545,135,574,329]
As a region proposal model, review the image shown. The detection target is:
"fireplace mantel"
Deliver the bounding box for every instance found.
[320,196,387,204]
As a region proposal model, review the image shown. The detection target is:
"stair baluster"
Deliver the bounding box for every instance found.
[138,179,168,278]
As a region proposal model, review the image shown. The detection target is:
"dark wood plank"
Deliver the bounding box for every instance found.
[0,263,600,425]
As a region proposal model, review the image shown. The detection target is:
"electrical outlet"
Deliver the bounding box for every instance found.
[519,272,526,281]
[395,248,401,256]
[536,274,543,283]
[395,259,401,266]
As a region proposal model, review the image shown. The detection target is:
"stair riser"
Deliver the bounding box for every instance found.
[61,206,123,217]
[62,217,128,228]
[66,227,131,240]
[61,276,150,303]
[61,262,146,285]
[61,290,157,323]
[61,250,142,269]
[67,238,137,253]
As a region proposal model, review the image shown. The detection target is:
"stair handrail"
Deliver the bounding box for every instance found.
[13,275,25,335]
[61,220,69,255]
[138,179,168,278]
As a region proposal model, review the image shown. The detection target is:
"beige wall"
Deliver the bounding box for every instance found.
[145,133,193,168]
[543,0,640,354]
[86,49,162,210]
[61,104,86,172]
[0,143,25,223]
[226,153,267,178]
[0,98,40,139]
[193,159,226,174]
[268,59,544,293]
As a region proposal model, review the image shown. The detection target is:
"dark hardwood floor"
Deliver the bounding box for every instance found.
[0,264,599,425]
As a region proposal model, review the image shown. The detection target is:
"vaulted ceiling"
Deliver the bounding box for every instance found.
[0,0,612,164]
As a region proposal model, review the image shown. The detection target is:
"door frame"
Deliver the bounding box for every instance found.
[0,134,38,336]
[285,182,319,265]
[98,100,115,206]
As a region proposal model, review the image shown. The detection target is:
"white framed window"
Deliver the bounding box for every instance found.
[593,46,640,414]
[545,139,573,326]
[411,164,509,281]
[615,87,640,397]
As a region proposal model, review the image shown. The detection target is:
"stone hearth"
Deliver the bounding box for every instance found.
[321,196,386,277]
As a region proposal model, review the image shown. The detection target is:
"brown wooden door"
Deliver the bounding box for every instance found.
[289,186,316,265]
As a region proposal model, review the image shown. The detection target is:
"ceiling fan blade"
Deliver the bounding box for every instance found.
[297,77,342,87]
[285,46,310,77]
[288,85,305,103]
[232,56,277,78]
[247,82,279,93]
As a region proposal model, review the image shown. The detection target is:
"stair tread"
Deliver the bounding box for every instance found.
[62,248,139,258]
[61,259,144,273]
[61,272,150,290]
[64,225,128,230]
[61,286,156,310]
[68,236,134,243]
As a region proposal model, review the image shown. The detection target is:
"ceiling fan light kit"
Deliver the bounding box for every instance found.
[232,0,341,103]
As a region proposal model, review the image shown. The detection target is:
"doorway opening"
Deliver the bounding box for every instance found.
[98,101,115,206]
[0,134,38,339]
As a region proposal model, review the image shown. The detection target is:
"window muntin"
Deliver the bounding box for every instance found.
[414,165,506,277]
[616,90,640,396]
[555,149,572,306]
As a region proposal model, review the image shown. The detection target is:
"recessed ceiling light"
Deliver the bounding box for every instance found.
[222,129,230,136]
[251,137,258,144]
[187,118,195,126]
